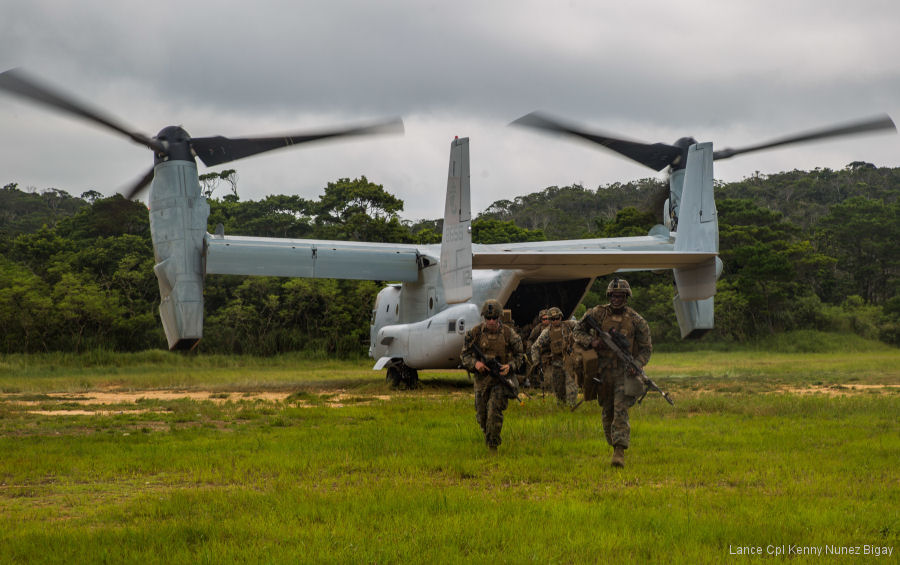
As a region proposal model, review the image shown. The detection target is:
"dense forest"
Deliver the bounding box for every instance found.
[1,162,898,355]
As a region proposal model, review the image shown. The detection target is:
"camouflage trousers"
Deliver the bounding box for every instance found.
[596,368,637,448]
[566,350,585,390]
[474,375,510,448]
[538,356,553,392]
[549,362,578,407]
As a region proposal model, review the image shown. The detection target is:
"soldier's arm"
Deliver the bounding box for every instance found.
[508,329,525,374]
[631,314,653,368]
[530,328,548,365]
[564,323,576,352]
[460,330,478,372]
[573,310,596,349]
[526,325,541,349]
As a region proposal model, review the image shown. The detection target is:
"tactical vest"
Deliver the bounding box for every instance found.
[549,325,568,357]
[593,306,636,360]
[475,324,510,364]
[585,305,645,399]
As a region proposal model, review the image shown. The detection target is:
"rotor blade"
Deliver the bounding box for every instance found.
[511,112,683,171]
[713,114,897,160]
[190,117,405,167]
[121,166,156,200]
[0,68,165,154]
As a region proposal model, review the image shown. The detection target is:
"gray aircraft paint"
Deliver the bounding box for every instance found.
[440,137,473,304]
[148,136,718,367]
[149,160,208,350]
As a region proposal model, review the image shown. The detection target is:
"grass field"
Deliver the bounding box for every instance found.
[1,345,898,564]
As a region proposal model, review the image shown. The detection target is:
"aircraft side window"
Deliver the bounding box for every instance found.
[429,297,434,310]
[385,304,389,313]
[395,304,399,316]
[448,320,456,332]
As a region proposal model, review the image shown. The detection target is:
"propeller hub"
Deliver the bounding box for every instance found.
[673,137,698,149]
[668,137,697,169]
[154,126,194,164]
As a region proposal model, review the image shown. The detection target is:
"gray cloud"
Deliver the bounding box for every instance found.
[2,0,899,220]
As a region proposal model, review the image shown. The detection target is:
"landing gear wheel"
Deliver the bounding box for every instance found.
[386,363,419,390]
[400,365,419,390]
[386,366,402,389]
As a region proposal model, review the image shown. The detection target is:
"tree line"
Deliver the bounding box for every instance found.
[1,162,897,355]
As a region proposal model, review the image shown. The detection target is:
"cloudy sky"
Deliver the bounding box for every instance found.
[2,0,898,221]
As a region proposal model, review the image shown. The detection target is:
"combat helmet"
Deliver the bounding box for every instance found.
[481,299,503,319]
[606,277,632,297]
[547,306,563,319]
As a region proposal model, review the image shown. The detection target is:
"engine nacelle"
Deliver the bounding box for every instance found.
[673,294,714,339]
[149,161,209,350]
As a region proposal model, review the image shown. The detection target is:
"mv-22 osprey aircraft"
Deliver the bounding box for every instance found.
[1,69,895,387]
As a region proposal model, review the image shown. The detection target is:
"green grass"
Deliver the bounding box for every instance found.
[0,352,378,393]
[1,346,898,563]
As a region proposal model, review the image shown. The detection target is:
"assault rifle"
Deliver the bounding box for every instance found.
[582,314,674,406]
[470,342,526,403]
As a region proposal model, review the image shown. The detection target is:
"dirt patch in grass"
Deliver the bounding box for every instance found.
[1,388,402,415]
[25,409,162,416]
[4,381,895,415]
[780,383,900,396]
[682,382,900,396]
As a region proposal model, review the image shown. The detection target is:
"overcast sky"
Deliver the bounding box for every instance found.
[2,0,899,221]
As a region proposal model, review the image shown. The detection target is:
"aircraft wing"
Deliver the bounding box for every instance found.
[473,248,717,280]
[205,235,434,281]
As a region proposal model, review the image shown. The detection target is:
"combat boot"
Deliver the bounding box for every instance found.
[611,445,625,468]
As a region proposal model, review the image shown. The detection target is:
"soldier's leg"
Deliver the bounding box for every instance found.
[564,367,578,407]
[600,394,614,446]
[610,374,637,449]
[540,357,553,393]
[522,362,534,389]
[583,368,599,402]
[569,352,584,392]
[485,383,509,448]
[598,369,615,445]
[552,365,567,404]
[474,377,489,435]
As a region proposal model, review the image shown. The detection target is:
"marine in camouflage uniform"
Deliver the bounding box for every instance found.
[526,310,551,390]
[460,299,525,452]
[530,307,578,407]
[565,319,589,391]
[574,278,652,468]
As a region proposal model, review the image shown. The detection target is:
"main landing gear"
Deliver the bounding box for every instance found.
[386,363,419,390]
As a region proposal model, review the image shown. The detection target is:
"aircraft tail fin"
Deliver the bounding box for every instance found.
[670,141,720,338]
[440,137,473,303]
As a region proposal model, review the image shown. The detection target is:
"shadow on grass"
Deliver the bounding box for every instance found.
[418,377,473,391]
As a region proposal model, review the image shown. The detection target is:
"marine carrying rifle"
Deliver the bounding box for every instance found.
[470,342,526,403]
[582,314,674,406]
